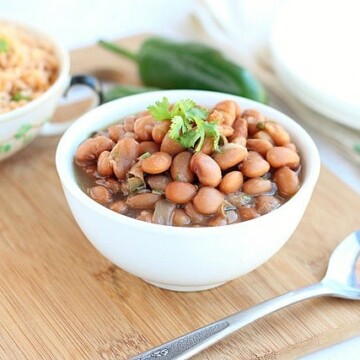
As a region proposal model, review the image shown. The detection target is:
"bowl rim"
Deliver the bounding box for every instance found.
[0,19,70,123]
[56,89,321,234]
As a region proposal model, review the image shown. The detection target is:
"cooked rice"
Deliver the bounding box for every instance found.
[0,22,59,114]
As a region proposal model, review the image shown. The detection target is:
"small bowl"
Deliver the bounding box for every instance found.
[56,90,320,292]
[0,20,101,161]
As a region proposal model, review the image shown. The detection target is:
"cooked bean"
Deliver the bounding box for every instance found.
[242,109,265,135]
[110,200,128,214]
[123,115,136,132]
[136,210,153,222]
[108,124,126,142]
[208,109,225,124]
[97,151,114,177]
[172,208,191,227]
[190,152,222,187]
[213,100,240,126]
[152,120,171,144]
[256,195,282,215]
[199,137,215,154]
[253,130,274,143]
[240,151,270,177]
[230,116,248,142]
[264,121,290,146]
[266,147,300,169]
[95,178,121,193]
[165,181,197,204]
[230,136,246,146]
[147,175,171,192]
[88,185,112,204]
[238,207,260,221]
[246,138,273,157]
[242,177,272,195]
[75,136,113,164]
[184,202,205,224]
[219,171,243,194]
[134,115,156,141]
[284,143,297,152]
[212,143,248,170]
[273,166,300,197]
[193,187,224,215]
[139,141,160,154]
[123,132,136,139]
[218,124,234,138]
[208,214,227,226]
[141,151,172,174]
[160,133,185,156]
[170,151,195,182]
[110,138,141,180]
[126,193,162,209]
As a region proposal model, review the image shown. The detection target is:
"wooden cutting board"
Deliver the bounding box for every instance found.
[0,36,359,360]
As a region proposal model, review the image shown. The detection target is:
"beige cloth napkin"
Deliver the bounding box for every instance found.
[190,0,360,167]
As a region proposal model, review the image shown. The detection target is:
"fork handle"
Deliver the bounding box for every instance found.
[129,281,333,360]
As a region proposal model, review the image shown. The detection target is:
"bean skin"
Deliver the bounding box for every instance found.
[160,133,185,156]
[152,120,171,144]
[134,115,156,141]
[219,171,243,194]
[139,141,160,154]
[172,208,191,227]
[246,138,273,157]
[165,181,197,204]
[141,151,172,174]
[266,147,300,169]
[97,151,114,177]
[256,195,282,215]
[170,151,195,182]
[126,193,162,209]
[212,143,248,170]
[88,185,112,204]
[147,175,171,192]
[193,187,224,215]
[240,151,270,177]
[242,177,272,195]
[264,121,290,146]
[110,138,141,180]
[75,136,114,164]
[190,152,222,187]
[273,166,300,197]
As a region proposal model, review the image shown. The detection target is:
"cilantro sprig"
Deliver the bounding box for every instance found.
[148,97,220,152]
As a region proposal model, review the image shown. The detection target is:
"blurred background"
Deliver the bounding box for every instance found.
[1,0,359,358]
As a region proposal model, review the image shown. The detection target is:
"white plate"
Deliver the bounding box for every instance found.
[270,0,360,130]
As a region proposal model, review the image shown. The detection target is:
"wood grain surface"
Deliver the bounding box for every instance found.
[0,36,359,360]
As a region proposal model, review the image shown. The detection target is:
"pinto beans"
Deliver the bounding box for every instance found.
[256,195,282,215]
[199,137,215,155]
[108,124,126,142]
[123,115,136,132]
[264,121,291,146]
[212,143,248,170]
[230,116,248,144]
[75,136,113,164]
[126,193,162,209]
[88,185,112,204]
[242,109,266,135]
[184,202,205,224]
[266,147,300,169]
[147,175,171,192]
[212,100,240,126]
[141,152,172,174]
[240,151,270,178]
[137,210,153,222]
[273,166,300,197]
[165,182,197,204]
[97,151,114,177]
[190,152,222,187]
[134,115,156,141]
[219,171,243,194]
[172,208,191,227]
[170,151,195,182]
[246,139,273,157]
[110,138,141,180]
[110,200,128,214]
[238,207,260,221]
[193,187,224,215]
[139,141,160,154]
[160,133,184,156]
[253,130,274,143]
[242,177,272,195]
[152,120,171,144]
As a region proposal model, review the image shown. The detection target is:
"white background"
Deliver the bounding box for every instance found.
[1,0,359,358]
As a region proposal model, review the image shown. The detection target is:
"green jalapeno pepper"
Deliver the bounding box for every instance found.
[99,38,267,103]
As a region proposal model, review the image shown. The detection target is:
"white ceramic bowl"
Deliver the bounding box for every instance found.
[56,90,320,292]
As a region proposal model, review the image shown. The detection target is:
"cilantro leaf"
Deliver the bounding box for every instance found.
[147,97,172,121]
[0,39,9,53]
[169,115,186,141]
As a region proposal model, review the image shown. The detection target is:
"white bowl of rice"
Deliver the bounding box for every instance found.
[0,20,70,160]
